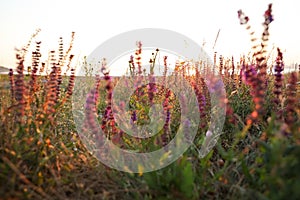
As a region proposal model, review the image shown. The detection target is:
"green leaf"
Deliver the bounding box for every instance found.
[180,162,194,198]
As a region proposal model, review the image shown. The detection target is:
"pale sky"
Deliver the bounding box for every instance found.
[0,0,299,71]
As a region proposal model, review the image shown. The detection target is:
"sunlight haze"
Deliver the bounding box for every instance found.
[0,0,299,72]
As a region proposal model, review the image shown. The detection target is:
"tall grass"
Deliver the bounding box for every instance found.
[0,3,299,200]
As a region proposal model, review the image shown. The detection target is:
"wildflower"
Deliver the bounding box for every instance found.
[84,88,105,145]
[131,110,137,123]
[29,41,42,97]
[14,56,28,124]
[264,4,274,24]
[285,72,298,127]
[163,89,172,133]
[61,67,76,104]
[237,10,249,25]
[206,130,213,138]
[273,48,284,119]
[135,41,142,75]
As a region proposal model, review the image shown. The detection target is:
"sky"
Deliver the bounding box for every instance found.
[0,0,299,73]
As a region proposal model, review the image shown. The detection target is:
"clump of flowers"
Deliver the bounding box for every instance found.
[238,4,274,125]
[7,30,77,130]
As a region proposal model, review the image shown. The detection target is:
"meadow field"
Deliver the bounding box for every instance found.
[1,4,300,200]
